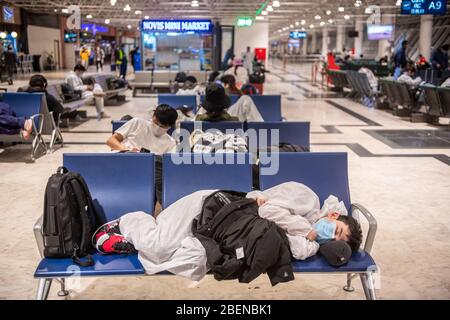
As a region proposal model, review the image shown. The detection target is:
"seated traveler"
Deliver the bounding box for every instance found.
[65,64,108,120]
[176,76,204,95]
[220,74,242,96]
[92,182,362,282]
[106,104,178,154]
[224,58,249,88]
[196,83,263,122]
[397,66,423,88]
[358,67,378,92]
[0,102,33,139]
[23,74,65,123]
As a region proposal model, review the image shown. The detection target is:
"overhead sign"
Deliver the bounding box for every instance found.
[236,17,253,27]
[401,0,447,15]
[81,23,109,35]
[3,6,14,23]
[290,31,307,39]
[141,20,213,33]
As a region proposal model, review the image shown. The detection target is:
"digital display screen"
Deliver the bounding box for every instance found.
[64,32,78,43]
[289,31,307,39]
[141,20,213,33]
[367,25,394,40]
[401,0,447,15]
[81,23,109,35]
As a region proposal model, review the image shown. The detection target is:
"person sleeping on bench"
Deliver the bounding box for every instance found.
[91,182,363,282]
[0,101,33,139]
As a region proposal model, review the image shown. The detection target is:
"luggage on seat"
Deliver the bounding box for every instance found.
[42,167,100,266]
[190,129,248,153]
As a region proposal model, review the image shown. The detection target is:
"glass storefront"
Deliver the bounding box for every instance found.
[140,20,213,71]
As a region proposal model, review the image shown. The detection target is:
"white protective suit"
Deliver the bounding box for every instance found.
[118,182,348,281]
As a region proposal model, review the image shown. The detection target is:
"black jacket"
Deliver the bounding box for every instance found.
[192,191,294,286]
[24,87,65,122]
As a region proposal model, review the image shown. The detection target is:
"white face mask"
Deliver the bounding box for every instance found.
[151,120,168,137]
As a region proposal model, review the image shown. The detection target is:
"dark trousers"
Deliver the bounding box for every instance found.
[0,102,25,135]
[96,60,103,72]
[120,62,127,80]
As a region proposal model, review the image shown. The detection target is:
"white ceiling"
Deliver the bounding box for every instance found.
[7,0,447,32]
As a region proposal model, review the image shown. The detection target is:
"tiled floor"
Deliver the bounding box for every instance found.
[0,62,449,300]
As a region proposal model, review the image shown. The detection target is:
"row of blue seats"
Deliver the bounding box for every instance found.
[157,94,283,121]
[112,120,311,150]
[0,93,62,160]
[33,152,378,300]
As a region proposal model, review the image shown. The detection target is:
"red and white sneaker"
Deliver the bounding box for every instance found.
[94,232,136,254]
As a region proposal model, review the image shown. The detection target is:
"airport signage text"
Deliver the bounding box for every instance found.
[401,0,447,15]
[141,20,213,33]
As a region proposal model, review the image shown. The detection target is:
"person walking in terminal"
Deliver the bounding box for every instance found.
[243,46,254,74]
[431,44,449,77]
[0,101,33,139]
[394,40,409,79]
[3,45,17,85]
[65,64,108,120]
[196,83,263,122]
[224,58,249,88]
[115,44,128,79]
[106,104,178,154]
[79,46,90,69]
[23,74,65,123]
[94,44,105,72]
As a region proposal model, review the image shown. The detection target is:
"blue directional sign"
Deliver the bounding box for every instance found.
[289,31,307,39]
[401,0,447,15]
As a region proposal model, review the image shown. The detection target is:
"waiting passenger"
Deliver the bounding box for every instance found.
[176,76,204,95]
[91,182,362,280]
[220,74,242,96]
[106,104,178,154]
[224,58,249,87]
[195,83,263,122]
[358,67,378,92]
[393,40,409,79]
[431,44,449,74]
[208,71,221,83]
[397,67,423,88]
[3,45,17,85]
[0,102,33,139]
[65,64,108,120]
[23,75,65,123]
[415,54,430,70]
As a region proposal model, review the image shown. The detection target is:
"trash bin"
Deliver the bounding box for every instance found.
[32,55,41,72]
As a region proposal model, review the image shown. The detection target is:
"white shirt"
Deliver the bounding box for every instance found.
[65,71,86,92]
[441,77,450,87]
[397,73,423,87]
[115,118,176,155]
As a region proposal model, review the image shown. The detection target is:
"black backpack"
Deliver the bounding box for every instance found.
[61,83,81,102]
[42,167,99,266]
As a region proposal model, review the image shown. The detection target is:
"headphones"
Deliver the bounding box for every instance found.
[29,75,47,89]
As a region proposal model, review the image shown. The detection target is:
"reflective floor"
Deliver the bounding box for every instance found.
[1,62,449,299]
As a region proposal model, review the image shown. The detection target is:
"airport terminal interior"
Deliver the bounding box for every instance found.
[0,0,449,300]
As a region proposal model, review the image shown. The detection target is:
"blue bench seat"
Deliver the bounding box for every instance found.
[292,251,376,273]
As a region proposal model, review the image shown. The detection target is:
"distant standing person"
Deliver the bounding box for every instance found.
[431,44,449,77]
[115,44,128,79]
[79,46,90,69]
[393,40,408,79]
[3,45,16,85]
[243,46,254,74]
[94,44,105,72]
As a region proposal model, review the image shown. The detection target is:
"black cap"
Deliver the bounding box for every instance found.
[319,240,352,267]
[204,83,231,114]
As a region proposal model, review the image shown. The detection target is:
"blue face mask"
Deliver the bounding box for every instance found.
[312,219,336,244]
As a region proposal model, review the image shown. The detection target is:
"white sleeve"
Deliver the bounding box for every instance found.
[287,234,320,260]
[66,75,86,92]
[115,118,138,139]
[258,203,314,237]
[164,138,177,153]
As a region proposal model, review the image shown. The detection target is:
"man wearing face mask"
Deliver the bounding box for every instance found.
[106,104,178,154]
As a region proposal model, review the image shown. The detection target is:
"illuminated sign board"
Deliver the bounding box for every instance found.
[290,31,307,39]
[81,23,109,35]
[401,0,447,15]
[236,17,253,27]
[141,20,213,33]
[3,6,14,23]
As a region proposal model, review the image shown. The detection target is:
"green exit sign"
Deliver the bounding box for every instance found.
[236,17,253,27]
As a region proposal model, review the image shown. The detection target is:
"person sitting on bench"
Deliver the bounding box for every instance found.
[92,182,362,281]
[195,83,263,122]
[397,66,423,88]
[65,64,109,120]
[0,101,33,139]
[23,75,65,124]
[106,104,178,154]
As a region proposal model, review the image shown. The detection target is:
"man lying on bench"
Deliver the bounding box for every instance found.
[91,182,362,284]
[0,101,33,139]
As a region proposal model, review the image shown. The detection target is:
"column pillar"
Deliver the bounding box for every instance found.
[419,15,433,60]
[321,27,329,56]
[378,14,393,59]
[336,25,345,54]
[354,19,364,57]
[302,35,308,55]
[311,31,317,54]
